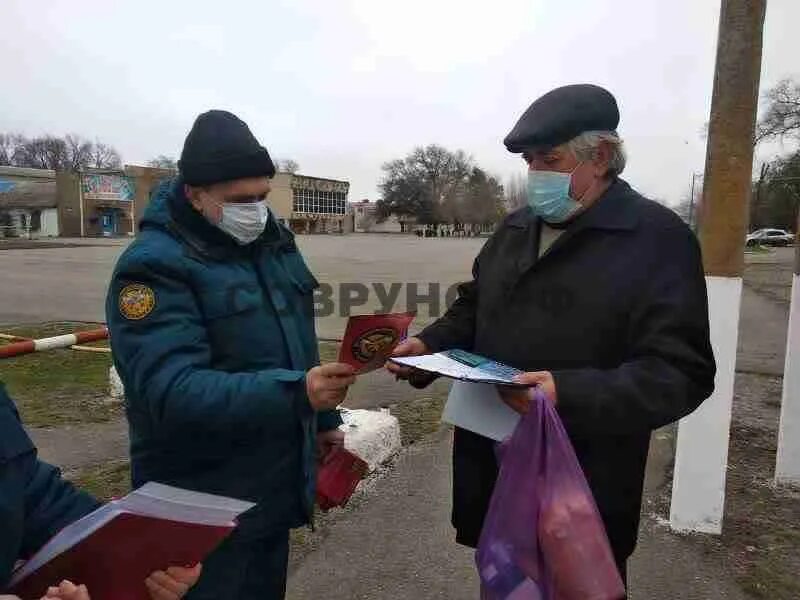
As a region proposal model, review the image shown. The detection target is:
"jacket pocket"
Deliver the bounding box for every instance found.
[198,285,265,320]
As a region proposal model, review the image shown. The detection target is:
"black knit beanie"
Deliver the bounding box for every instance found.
[178,110,276,186]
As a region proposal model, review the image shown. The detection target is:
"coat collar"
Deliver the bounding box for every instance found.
[506,178,639,233]
[506,178,640,282]
[166,179,297,261]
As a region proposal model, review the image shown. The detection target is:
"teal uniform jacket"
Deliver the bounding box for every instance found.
[0,383,100,590]
[106,179,340,536]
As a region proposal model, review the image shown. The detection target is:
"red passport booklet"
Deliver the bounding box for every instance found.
[317,447,369,511]
[10,482,255,600]
[338,312,415,373]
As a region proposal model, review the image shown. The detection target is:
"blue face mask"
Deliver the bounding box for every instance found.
[527,168,582,223]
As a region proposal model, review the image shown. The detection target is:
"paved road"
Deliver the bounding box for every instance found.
[0,235,482,337]
[0,236,790,356]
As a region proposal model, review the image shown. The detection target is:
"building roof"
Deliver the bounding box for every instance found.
[0,165,56,180]
[0,180,57,209]
[289,172,350,185]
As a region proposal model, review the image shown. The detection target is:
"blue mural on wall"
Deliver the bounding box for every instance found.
[0,179,18,193]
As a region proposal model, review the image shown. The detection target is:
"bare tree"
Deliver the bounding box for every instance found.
[147,155,178,170]
[90,141,122,169]
[1,132,122,171]
[65,134,94,171]
[0,133,19,166]
[756,78,800,143]
[11,136,69,170]
[377,144,474,224]
[505,173,527,211]
[276,158,300,174]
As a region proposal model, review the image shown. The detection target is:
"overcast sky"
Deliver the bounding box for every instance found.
[1,0,797,206]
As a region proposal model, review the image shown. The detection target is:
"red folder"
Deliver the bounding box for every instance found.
[338,312,415,374]
[316,447,369,511]
[11,514,230,600]
[9,482,254,600]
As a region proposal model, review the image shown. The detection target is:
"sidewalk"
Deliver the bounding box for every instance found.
[287,284,790,599]
[287,426,748,600]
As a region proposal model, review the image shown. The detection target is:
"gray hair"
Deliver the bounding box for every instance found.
[565,130,627,176]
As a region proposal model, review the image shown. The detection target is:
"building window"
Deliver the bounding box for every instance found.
[292,185,348,215]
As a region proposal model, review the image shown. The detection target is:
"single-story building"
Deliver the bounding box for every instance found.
[0,166,59,238]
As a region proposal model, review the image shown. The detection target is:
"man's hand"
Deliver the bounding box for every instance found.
[496,386,532,415]
[496,371,557,415]
[40,580,90,600]
[317,428,345,462]
[306,363,356,411]
[145,564,202,600]
[385,337,438,389]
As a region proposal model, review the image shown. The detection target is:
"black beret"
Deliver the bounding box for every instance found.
[179,110,276,186]
[504,84,619,153]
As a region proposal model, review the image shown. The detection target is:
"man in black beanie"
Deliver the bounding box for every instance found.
[105,110,356,599]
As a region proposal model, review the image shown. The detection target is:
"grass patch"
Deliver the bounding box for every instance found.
[1,322,119,427]
[389,379,451,445]
[744,244,773,254]
[318,340,340,364]
[67,460,131,502]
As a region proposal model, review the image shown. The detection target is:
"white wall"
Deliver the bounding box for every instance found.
[1,208,59,238]
[40,208,59,237]
[670,276,741,533]
[776,274,800,484]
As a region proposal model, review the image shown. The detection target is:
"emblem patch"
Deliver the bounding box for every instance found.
[338,312,415,374]
[351,328,399,364]
[118,283,156,320]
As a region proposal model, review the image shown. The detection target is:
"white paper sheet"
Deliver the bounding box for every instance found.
[442,380,521,441]
[390,353,520,384]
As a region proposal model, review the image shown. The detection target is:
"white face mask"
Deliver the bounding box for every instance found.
[216,199,271,245]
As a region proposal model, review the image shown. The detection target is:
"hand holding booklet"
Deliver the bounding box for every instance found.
[10,482,255,600]
[389,349,530,442]
[389,349,531,386]
[338,312,415,374]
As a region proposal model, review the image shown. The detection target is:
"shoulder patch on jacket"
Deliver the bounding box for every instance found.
[118,283,156,320]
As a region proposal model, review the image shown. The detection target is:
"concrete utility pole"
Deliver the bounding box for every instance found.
[670,0,767,533]
[775,209,800,484]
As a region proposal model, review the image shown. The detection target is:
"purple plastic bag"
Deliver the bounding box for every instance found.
[476,390,626,600]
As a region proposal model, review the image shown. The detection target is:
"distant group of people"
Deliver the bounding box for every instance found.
[415,224,485,238]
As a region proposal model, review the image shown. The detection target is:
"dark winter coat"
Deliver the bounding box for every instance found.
[418,178,716,560]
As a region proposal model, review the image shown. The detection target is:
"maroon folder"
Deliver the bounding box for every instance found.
[11,513,231,600]
[316,447,369,511]
[10,482,254,600]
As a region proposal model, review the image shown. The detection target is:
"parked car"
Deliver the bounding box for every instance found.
[746,228,795,247]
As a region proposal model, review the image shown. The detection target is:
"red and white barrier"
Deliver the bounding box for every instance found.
[0,328,109,359]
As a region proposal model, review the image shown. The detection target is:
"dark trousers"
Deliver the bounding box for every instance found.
[186,529,290,600]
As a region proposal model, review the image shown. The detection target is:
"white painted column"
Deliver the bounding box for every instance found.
[670,276,741,533]
[776,271,800,484]
[669,0,765,534]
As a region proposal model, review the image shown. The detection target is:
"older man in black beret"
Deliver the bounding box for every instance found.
[390,84,716,585]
